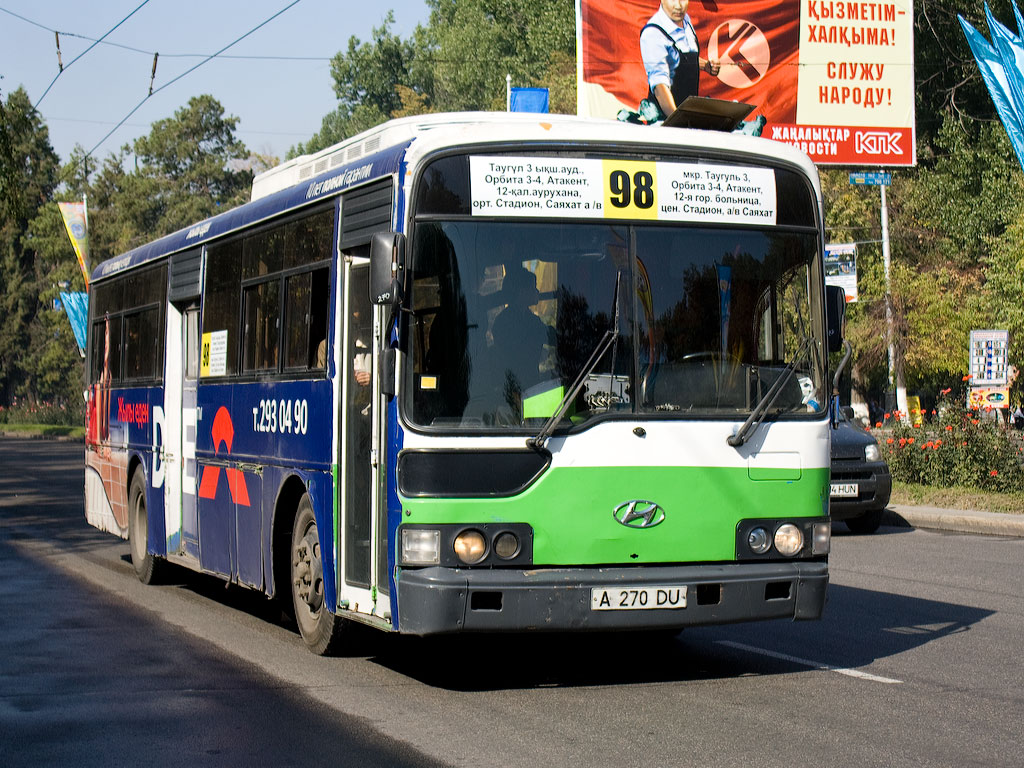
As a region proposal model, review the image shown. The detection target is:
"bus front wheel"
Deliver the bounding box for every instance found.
[290,494,346,655]
[128,468,165,584]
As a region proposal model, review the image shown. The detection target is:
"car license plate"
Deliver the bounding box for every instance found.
[830,482,859,498]
[591,586,687,611]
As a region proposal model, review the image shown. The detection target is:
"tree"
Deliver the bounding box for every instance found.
[0,86,61,406]
[293,1,577,156]
[130,94,252,236]
[423,0,575,112]
[293,12,421,155]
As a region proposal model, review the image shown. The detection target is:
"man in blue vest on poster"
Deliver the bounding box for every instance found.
[640,0,720,120]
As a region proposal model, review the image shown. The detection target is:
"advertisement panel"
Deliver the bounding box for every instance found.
[824,242,858,302]
[576,0,915,166]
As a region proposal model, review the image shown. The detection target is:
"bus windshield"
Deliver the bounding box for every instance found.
[407,219,824,431]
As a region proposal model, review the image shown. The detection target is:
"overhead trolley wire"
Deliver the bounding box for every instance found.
[85,0,303,161]
[12,0,156,109]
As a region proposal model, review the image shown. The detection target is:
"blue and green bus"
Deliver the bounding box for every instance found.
[85,112,837,654]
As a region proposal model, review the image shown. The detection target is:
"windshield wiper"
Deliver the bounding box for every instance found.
[527,272,621,452]
[727,336,812,447]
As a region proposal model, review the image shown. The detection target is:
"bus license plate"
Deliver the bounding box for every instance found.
[591,586,687,611]
[830,482,859,498]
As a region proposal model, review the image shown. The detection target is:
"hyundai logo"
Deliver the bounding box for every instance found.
[612,500,665,529]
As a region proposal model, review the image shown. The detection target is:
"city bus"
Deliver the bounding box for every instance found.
[84,112,837,655]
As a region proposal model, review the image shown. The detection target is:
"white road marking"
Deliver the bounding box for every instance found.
[716,640,903,684]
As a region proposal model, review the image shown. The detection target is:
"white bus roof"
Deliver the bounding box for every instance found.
[251,112,819,201]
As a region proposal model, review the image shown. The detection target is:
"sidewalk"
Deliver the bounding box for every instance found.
[885,504,1024,538]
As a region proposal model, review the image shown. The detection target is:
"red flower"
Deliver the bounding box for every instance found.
[875,421,883,428]
[887,438,894,444]
[907,437,915,445]
[990,470,998,477]
[945,425,953,431]
[962,375,970,381]
[898,438,907,447]
[884,412,891,420]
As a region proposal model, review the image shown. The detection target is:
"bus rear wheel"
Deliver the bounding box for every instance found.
[290,494,346,655]
[128,468,165,584]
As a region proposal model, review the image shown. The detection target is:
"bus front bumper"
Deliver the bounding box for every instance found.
[395,561,828,635]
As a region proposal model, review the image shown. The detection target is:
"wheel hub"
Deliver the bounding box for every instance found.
[293,527,324,612]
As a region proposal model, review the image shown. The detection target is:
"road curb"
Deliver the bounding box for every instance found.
[885,504,1024,538]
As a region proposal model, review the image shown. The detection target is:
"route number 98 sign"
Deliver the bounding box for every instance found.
[469,156,776,226]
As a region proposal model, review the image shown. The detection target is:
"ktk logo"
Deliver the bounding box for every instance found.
[707,20,770,89]
[856,131,904,156]
[197,406,250,506]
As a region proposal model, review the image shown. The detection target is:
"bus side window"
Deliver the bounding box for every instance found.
[285,266,329,371]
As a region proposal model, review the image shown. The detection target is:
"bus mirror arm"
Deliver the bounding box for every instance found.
[830,340,852,428]
[380,347,397,398]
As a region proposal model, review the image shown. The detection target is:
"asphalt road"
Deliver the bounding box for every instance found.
[2,436,1023,767]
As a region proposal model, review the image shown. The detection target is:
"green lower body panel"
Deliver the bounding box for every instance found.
[400,465,830,565]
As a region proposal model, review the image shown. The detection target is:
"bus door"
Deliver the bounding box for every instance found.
[340,261,378,594]
[162,302,201,567]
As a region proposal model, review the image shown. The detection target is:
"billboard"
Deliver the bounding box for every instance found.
[576,0,916,166]
[825,242,858,301]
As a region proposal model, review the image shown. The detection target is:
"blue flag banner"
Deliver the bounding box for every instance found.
[60,291,89,357]
[510,87,549,113]
[959,3,1024,171]
[986,4,1024,122]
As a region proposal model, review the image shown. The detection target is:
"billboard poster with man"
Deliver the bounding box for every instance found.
[576,0,915,166]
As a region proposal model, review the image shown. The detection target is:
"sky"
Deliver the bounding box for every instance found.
[0,0,430,166]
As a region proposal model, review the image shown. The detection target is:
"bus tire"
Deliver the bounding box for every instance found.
[290,494,346,655]
[128,468,165,584]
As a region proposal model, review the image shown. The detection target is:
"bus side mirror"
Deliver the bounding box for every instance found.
[370,232,406,307]
[825,285,846,354]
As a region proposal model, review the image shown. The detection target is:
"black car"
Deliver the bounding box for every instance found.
[830,406,892,533]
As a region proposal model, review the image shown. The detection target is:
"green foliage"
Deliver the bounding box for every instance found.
[0,86,61,407]
[0,399,80,427]
[882,400,1024,492]
[0,89,250,410]
[293,0,577,155]
[424,0,575,112]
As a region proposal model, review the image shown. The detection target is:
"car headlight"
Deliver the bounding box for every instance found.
[864,443,881,462]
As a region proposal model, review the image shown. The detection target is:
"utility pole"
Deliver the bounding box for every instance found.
[880,181,908,421]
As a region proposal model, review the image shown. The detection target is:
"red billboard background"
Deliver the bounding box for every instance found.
[578,0,916,166]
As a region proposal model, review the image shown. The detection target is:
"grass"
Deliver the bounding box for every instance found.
[892,481,1024,515]
[0,423,86,439]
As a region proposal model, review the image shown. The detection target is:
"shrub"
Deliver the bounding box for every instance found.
[0,399,83,427]
[879,399,1024,493]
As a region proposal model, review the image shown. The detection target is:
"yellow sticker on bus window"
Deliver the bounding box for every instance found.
[200,332,212,377]
[200,330,228,377]
[601,160,658,221]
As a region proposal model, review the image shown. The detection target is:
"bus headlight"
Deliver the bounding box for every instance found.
[774,524,804,556]
[454,529,487,564]
[493,531,520,559]
[401,528,440,565]
[747,527,771,555]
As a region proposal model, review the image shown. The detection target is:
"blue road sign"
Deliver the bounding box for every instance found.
[849,172,892,186]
